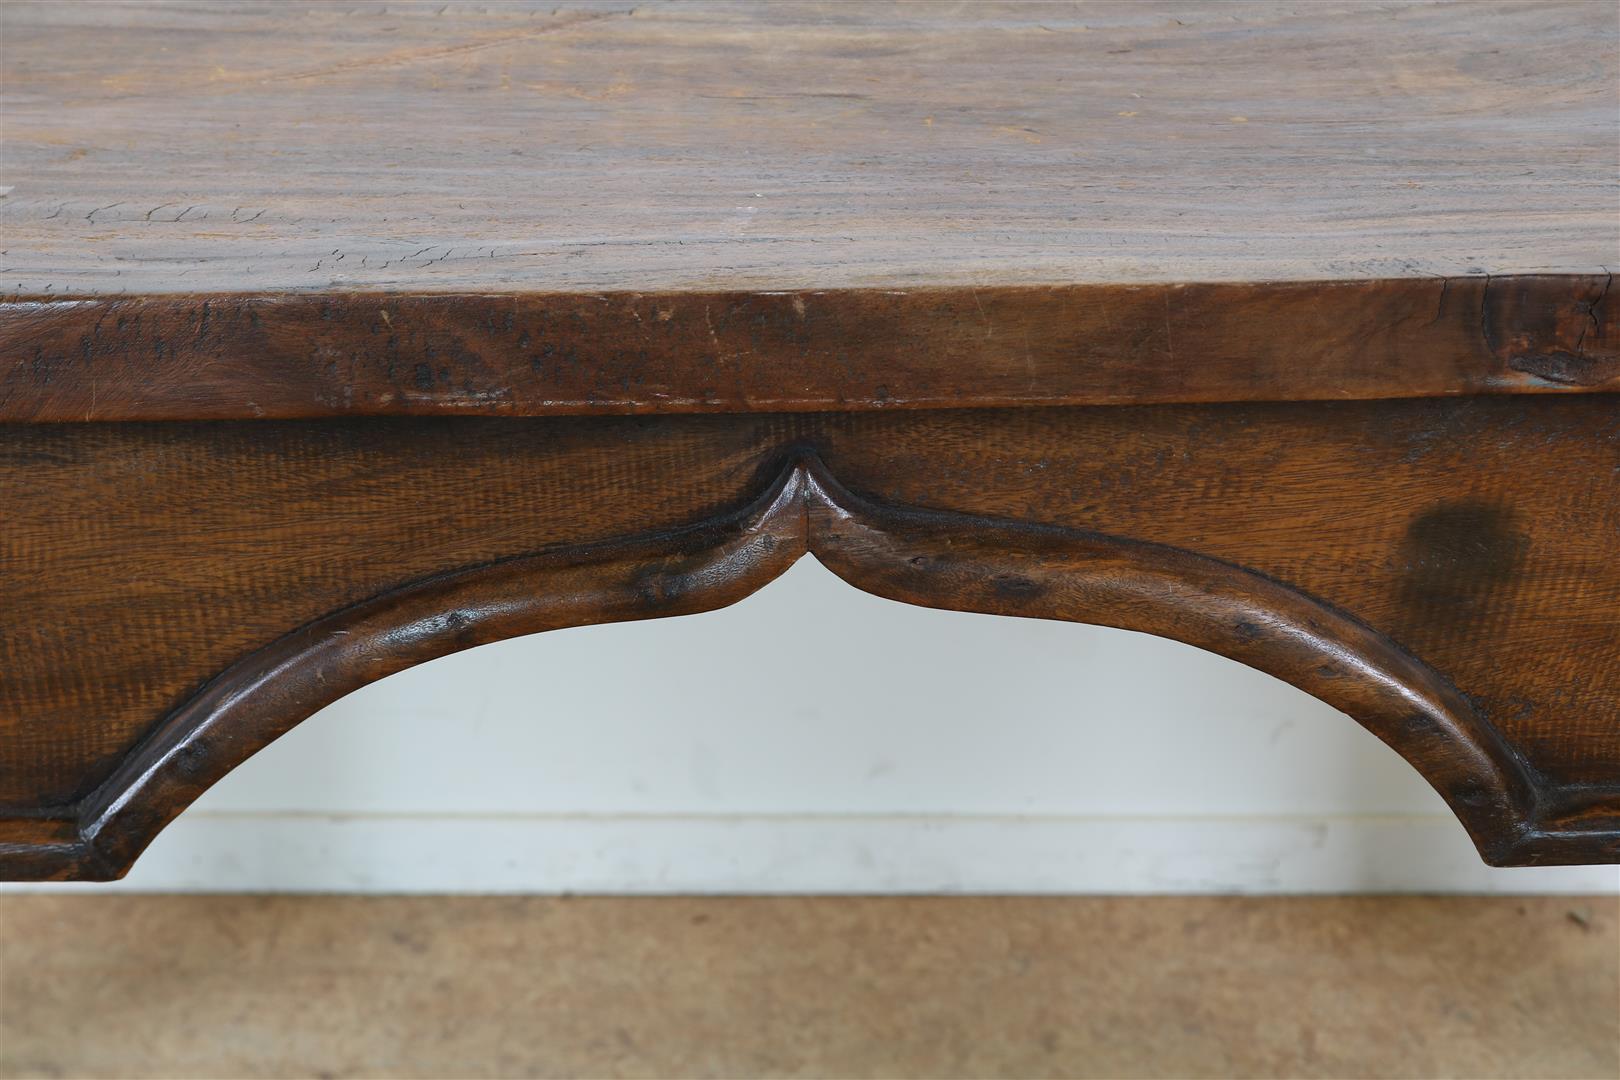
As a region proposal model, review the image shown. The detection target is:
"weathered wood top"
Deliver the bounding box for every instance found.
[3,0,1615,294]
[0,1,1616,417]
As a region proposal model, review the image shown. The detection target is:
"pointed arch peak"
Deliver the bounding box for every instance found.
[8,452,1600,880]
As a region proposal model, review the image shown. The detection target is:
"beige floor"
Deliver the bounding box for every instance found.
[0,895,1615,1079]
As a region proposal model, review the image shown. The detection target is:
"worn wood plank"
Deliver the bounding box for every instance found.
[2,276,1617,419]
[2,1,1614,295]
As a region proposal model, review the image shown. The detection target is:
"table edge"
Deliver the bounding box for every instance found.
[1,274,1614,421]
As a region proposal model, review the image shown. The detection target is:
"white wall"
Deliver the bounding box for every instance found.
[27,558,1618,894]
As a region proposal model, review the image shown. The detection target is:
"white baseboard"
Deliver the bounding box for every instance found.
[7,813,1614,894]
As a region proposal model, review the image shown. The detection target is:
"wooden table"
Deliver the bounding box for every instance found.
[1,1,1616,881]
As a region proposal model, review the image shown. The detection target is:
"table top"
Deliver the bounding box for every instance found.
[0,1,1615,418]
[4,0,1615,294]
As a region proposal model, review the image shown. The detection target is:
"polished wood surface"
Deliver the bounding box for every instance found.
[1,1,1614,294]
[0,1,1616,878]
[4,400,1619,876]
[4,276,1617,420]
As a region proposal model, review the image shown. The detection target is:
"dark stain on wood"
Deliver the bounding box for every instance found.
[1489,274,1617,387]
[1399,501,1531,610]
[0,448,1583,879]
[0,398,1616,877]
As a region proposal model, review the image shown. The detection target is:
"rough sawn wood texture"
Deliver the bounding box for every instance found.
[1,1,1616,293]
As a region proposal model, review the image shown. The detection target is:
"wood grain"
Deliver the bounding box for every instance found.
[2,276,1617,419]
[44,454,1534,876]
[2,399,1617,877]
[2,1,1614,294]
[1,1,1617,879]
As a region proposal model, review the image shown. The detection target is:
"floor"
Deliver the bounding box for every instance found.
[1,895,1615,1079]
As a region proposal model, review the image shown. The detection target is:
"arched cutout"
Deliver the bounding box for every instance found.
[7,454,1607,880]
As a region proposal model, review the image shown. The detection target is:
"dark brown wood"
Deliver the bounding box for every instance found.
[23,450,1545,876]
[1,1,1617,879]
[2,399,1618,878]
[2,276,1617,421]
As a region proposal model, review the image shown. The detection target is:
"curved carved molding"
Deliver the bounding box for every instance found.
[5,453,1612,880]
